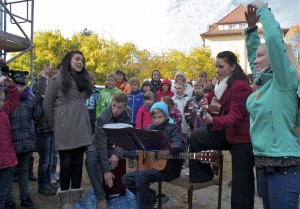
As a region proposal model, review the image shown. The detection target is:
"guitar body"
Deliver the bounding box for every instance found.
[138,152,174,171]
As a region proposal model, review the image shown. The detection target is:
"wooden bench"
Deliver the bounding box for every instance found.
[157,154,223,209]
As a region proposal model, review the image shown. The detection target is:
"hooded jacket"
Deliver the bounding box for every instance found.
[156,79,174,102]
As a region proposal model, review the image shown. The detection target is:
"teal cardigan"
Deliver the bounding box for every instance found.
[245,6,300,157]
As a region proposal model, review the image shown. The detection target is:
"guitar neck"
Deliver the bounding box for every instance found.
[167,152,197,160]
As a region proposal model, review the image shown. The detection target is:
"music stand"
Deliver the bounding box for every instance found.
[101,124,171,209]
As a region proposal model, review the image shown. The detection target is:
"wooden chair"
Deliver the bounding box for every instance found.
[157,153,224,209]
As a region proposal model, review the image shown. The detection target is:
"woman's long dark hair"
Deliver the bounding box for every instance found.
[216,51,248,86]
[59,50,92,97]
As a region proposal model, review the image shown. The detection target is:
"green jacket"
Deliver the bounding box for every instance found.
[245,6,300,157]
[96,87,121,117]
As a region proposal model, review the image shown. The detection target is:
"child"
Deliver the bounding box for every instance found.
[122,102,185,209]
[128,77,144,126]
[96,73,121,118]
[141,80,154,94]
[7,71,38,209]
[156,78,174,102]
[161,96,182,130]
[184,80,205,131]
[135,91,155,129]
[172,82,190,138]
[85,72,100,134]
[0,76,19,209]
[193,83,214,130]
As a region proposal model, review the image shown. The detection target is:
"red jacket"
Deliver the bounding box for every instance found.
[135,105,152,129]
[0,84,19,169]
[156,79,174,102]
[207,80,252,144]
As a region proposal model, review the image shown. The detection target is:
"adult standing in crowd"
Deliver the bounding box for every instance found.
[189,51,254,209]
[150,69,161,94]
[43,50,93,208]
[245,1,300,208]
[115,69,131,94]
[33,63,58,196]
[7,71,38,209]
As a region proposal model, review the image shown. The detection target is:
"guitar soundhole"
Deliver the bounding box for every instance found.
[153,152,159,162]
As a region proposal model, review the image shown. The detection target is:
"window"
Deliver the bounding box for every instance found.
[229,24,236,29]
[240,23,247,28]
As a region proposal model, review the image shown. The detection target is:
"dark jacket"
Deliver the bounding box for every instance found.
[10,88,36,153]
[34,75,53,133]
[92,105,133,173]
[184,94,204,130]
[149,119,185,174]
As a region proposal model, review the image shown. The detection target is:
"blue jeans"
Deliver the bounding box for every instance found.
[7,152,31,202]
[85,151,106,200]
[58,146,85,190]
[51,148,58,176]
[257,165,300,209]
[37,132,55,188]
[0,167,11,209]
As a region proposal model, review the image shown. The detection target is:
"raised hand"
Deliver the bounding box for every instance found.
[245,5,260,28]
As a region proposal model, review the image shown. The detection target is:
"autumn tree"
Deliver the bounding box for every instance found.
[285,24,300,62]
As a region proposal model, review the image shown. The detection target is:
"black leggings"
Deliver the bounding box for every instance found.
[58,146,86,190]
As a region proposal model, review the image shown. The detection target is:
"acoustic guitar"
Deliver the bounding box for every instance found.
[137,150,218,171]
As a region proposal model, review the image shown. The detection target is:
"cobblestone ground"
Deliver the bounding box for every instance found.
[12,152,266,209]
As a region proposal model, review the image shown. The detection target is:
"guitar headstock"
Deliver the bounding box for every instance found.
[195,150,219,163]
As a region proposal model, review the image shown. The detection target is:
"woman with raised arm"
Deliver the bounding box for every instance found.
[244,1,300,208]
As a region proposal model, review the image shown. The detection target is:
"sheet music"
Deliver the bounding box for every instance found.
[102,123,133,129]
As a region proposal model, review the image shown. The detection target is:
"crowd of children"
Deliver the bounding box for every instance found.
[0,56,220,209]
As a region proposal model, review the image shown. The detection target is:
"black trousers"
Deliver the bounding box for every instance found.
[189,128,255,209]
[58,146,86,190]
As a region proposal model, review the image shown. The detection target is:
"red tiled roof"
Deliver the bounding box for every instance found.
[201,4,289,37]
[218,4,247,24]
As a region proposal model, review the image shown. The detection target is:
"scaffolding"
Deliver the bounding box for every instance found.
[0,0,34,80]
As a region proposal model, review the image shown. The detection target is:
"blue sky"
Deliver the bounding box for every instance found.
[5,0,300,53]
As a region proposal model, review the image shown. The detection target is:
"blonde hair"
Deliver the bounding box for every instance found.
[174,71,186,83]
[128,77,140,87]
[284,43,300,81]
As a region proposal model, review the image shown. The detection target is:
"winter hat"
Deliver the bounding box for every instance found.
[11,70,28,85]
[150,102,174,124]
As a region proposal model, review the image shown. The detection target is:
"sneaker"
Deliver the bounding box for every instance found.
[21,197,37,209]
[153,194,170,209]
[38,184,56,196]
[28,172,37,182]
[4,201,17,209]
[49,183,58,192]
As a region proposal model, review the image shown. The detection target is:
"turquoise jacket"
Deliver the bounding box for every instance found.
[245,6,300,157]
